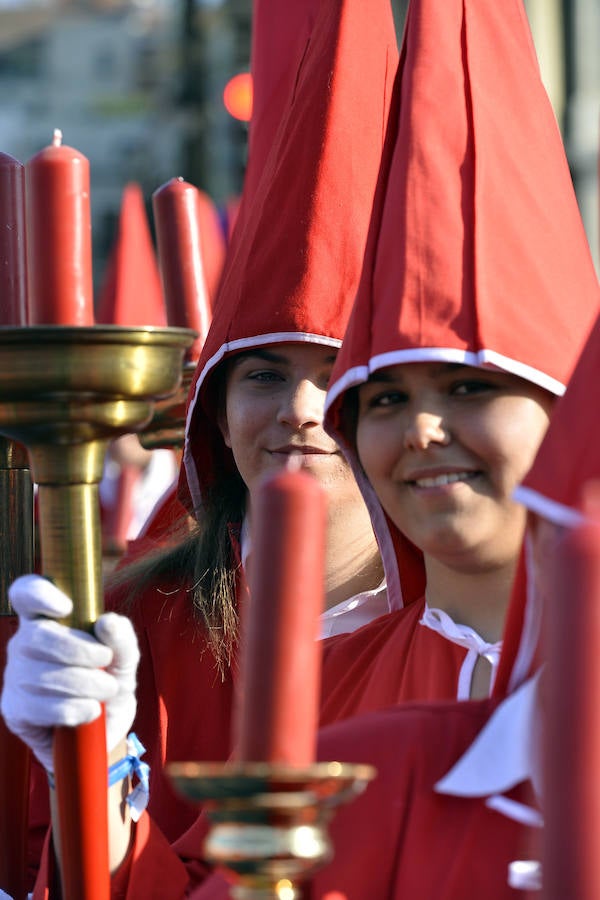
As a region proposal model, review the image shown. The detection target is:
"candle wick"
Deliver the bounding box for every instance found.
[52,129,63,147]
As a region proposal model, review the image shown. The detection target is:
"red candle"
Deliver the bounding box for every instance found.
[25,129,94,325]
[543,484,600,898]
[152,177,211,359]
[234,465,327,766]
[0,152,28,325]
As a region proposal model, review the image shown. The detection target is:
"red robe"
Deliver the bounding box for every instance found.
[320,598,471,720]
[115,582,468,845]
[33,697,537,899]
[177,699,540,900]
[28,579,469,886]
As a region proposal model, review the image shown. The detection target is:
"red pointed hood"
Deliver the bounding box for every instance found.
[515,310,600,528]
[223,0,322,248]
[324,0,600,613]
[180,0,398,517]
[96,182,166,326]
[496,406,600,702]
[242,0,319,207]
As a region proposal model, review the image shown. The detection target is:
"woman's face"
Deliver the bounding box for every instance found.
[355,362,554,573]
[219,343,360,506]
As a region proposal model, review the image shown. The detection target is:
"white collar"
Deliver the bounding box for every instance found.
[421,603,503,663]
[435,672,543,801]
[319,581,388,639]
[421,603,503,699]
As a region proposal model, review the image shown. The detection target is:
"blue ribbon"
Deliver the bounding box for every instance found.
[109,733,150,822]
[48,732,150,822]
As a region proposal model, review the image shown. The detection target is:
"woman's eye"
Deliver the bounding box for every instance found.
[451,380,496,396]
[318,370,334,391]
[246,369,284,383]
[361,389,406,410]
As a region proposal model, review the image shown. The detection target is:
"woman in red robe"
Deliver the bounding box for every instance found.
[3,0,600,895]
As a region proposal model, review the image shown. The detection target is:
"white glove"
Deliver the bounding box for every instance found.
[0,574,140,773]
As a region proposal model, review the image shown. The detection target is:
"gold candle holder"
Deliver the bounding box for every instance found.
[0,324,195,900]
[0,325,194,626]
[167,761,376,899]
[138,358,196,451]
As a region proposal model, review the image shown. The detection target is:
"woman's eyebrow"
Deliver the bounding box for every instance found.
[231,349,338,367]
[366,363,468,383]
[366,370,396,383]
[230,349,288,367]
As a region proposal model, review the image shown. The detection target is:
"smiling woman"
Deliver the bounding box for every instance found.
[198,340,384,623]
[355,363,554,626]
[220,346,354,497]
[319,0,600,718]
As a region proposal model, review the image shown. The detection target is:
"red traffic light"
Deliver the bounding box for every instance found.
[223,72,253,122]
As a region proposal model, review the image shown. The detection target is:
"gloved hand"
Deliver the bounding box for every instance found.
[0,574,140,773]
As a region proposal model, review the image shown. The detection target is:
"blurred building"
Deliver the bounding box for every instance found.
[0,0,598,286]
[0,0,194,292]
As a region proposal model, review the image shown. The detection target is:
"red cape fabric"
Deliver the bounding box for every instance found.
[32,696,538,900]
[105,581,468,847]
[182,701,540,900]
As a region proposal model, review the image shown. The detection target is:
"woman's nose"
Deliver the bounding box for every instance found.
[277,379,324,428]
[403,410,450,450]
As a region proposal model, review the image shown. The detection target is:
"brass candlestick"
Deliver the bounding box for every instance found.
[138,358,196,451]
[0,324,195,900]
[167,761,376,899]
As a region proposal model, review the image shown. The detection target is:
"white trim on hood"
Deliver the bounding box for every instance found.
[513,485,585,529]
[325,346,566,420]
[506,536,543,695]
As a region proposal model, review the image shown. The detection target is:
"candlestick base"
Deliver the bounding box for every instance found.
[167,761,376,899]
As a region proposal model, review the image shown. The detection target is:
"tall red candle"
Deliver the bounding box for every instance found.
[25,129,94,325]
[0,152,28,325]
[152,177,211,359]
[543,485,600,898]
[234,465,327,766]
